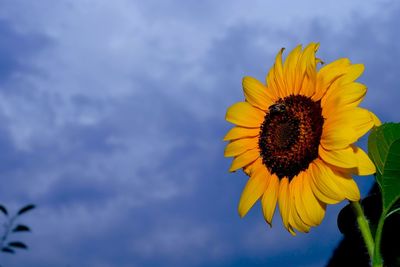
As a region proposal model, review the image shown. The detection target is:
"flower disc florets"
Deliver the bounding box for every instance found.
[259,95,324,180]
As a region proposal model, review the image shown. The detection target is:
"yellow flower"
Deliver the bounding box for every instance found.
[224,43,381,234]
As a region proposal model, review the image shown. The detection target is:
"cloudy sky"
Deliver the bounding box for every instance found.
[0,0,399,266]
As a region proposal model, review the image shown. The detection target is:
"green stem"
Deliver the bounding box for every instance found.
[372,211,386,267]
[350,201,374,261]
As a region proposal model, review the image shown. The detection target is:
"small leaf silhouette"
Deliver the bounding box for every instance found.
[1,247,15,254]
[17,204,35,216]
[0,205,8,216]
[12,224,31,232]
[8,242,28,249]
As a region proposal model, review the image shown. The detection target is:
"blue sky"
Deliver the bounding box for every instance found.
[0,1,399,266]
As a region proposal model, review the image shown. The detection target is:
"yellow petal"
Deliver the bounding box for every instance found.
[278,177,291,232]
[229,148,260,172]
[322,82,366,111]
[338,64,364,85]
[322,107,373,148]
[352,145,376,175]
[273,48,286,96]
[300,75,314,98]
[261,174,279,225]
[310,160,345,203]
[283,45,302,96]
[226,102,265,128]
[350,108,374,138]
[288,225,296,235]
[298,43,319,97]
[238,165,270,218]
[319,145,358,169]
[223,127,260,141]
[370,111,382,127]
[243,157,263,176]
[224,137,259,157]
[309,162,341,204]
[321,64,364,106]
[291,171,325,226]
[298,171,326,226]
[292,173,310,223]
[243,76,274,110]
[321,123,357,150]
[289,176,311,233]
[289,208,310,234]
[313,58,351,101]
[266,48,286,99]
[333,173,360,201]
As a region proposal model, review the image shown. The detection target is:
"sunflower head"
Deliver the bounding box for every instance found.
[224,43,380,234]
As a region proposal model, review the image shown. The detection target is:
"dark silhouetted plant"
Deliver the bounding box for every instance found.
[0,204,35,255]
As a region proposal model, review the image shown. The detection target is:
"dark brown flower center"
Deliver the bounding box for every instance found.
[259,95,324,180]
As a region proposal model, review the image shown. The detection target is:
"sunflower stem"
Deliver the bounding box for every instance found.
[350,201,374,262]
[372,211,386,267]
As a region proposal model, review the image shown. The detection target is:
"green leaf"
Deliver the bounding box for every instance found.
[17,204,35,216]
[368,123,400,212]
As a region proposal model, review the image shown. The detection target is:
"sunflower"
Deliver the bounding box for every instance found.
[224,43,381,234]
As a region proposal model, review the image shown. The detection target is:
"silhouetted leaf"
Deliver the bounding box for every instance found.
[12,224,31,232]
[368,123,400,212]
[1,247,15,254]
[17,204,35,216]
[0,204,8,216]
[337,202,355,235]
[8,242,28,249]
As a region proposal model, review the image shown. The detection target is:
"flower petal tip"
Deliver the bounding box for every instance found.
[238,208,247,218]
[370,112,382,127]
[288,226,296,236]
